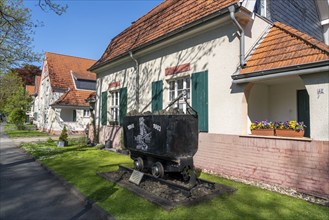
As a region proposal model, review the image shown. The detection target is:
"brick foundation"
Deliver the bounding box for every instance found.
[99,125,122,149]
[194,133,329,198]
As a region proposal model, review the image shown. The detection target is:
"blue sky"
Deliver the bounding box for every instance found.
[24,0,162,66]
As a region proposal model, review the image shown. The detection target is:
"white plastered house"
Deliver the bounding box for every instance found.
[33,52,96,134]
[89,0,329,197]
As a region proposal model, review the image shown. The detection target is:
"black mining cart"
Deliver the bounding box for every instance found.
[123,113,198,180]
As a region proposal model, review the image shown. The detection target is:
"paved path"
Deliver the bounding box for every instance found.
[0,124,106,220]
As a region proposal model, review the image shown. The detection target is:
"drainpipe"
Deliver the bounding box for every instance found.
[228,5,246,67]
[232,65,329,84]
[129,51,140,111]
[97,78,102,143]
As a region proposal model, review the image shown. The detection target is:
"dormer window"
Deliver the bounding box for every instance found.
[71,71,96,90]
[75,79,96,90]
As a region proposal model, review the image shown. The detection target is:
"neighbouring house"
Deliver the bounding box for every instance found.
[25,84,36,123]
[33,52,96,134]
[89,0,329,197]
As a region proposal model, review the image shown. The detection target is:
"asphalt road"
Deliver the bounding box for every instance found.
[0,123,107,220]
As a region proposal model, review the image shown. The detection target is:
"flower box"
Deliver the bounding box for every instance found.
[251,129,275,136]
[250,120,306,138]
[275,129,304,138]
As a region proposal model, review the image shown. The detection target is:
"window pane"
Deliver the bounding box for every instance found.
[177,79,183,90]
[186,78,190,89]
[170,91,175,101]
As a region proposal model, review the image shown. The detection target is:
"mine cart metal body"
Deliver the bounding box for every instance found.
[123,114,198,178]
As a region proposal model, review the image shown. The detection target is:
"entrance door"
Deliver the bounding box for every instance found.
[297,89,310,137]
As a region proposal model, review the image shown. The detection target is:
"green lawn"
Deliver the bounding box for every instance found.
[4,124,49,138]
[21,140,329,220]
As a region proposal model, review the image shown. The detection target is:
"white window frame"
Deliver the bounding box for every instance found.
[110,90,120,123]
[168,77,191,113]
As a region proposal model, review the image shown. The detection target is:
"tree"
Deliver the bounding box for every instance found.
[0,0,39,73]
[12,64,41,86]
[0,71,24,113]
[2,74,32,129]
[0,0,67,73]
[7,108,26,129]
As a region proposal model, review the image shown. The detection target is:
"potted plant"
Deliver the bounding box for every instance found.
[274,120,306,138]
[58,125,68,147]
[250,120,275,136]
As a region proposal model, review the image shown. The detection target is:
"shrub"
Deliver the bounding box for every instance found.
[59,126,68,142]
[7,108,26,130]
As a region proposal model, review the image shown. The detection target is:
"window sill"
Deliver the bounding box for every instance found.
[239,134,313,142]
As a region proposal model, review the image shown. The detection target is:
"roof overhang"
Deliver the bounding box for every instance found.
[89,2,242,73]
[232,60,329,84]
[50,104,90,109]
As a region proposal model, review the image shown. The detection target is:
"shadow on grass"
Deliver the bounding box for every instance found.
[89,183,119,202]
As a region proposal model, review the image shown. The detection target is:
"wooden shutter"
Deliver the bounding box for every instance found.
[119,87,127,125]
[192,71,208,132]
[73,110,76,122]
[152,80,163,112]
[101,91,107,125]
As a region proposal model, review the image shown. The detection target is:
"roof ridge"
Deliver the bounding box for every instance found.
[46,52,97,62]
[273,22,329,55]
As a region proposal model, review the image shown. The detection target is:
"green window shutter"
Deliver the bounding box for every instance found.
[119,87,127,125]
[73,110,77,122]
[101,91,107,125]
[192,71,208,132]
[152,80,163,112]
[34,112,38,120]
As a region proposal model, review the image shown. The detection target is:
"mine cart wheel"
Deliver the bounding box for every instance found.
[151,162,164,178]
[182,167,190,181]
[134,157,144,171]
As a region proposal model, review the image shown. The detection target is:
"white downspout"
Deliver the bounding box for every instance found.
[229,5,246,67]
[129,51,140,111]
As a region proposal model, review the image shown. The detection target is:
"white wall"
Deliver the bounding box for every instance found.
[248,84,270,122]
[302,72,329,141]
[94,15,270,137]
[269,80,305,122]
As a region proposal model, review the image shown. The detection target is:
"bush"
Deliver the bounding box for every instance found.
[7,108,26,130]
[59,126,68,142]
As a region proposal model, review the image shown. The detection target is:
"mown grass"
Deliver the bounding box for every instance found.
[4,123,49,138]
[21,141,329,220]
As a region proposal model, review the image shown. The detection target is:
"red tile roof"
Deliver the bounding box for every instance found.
[25,85,35,95]
[51,90,94,107]
[241,22,329,74]
[44,52,97,107]
[45,52,96,90]
[85,92,96,103]
[91,0,239,69]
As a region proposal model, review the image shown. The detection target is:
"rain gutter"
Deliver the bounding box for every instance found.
[232,60,329,83]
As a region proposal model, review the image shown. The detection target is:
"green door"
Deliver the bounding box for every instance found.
[73,110,76,122]
[192,71,208,132]
[119,87,127,125]
[152,80,163,112]
[101,91,107,125]
[297,89,310,137]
